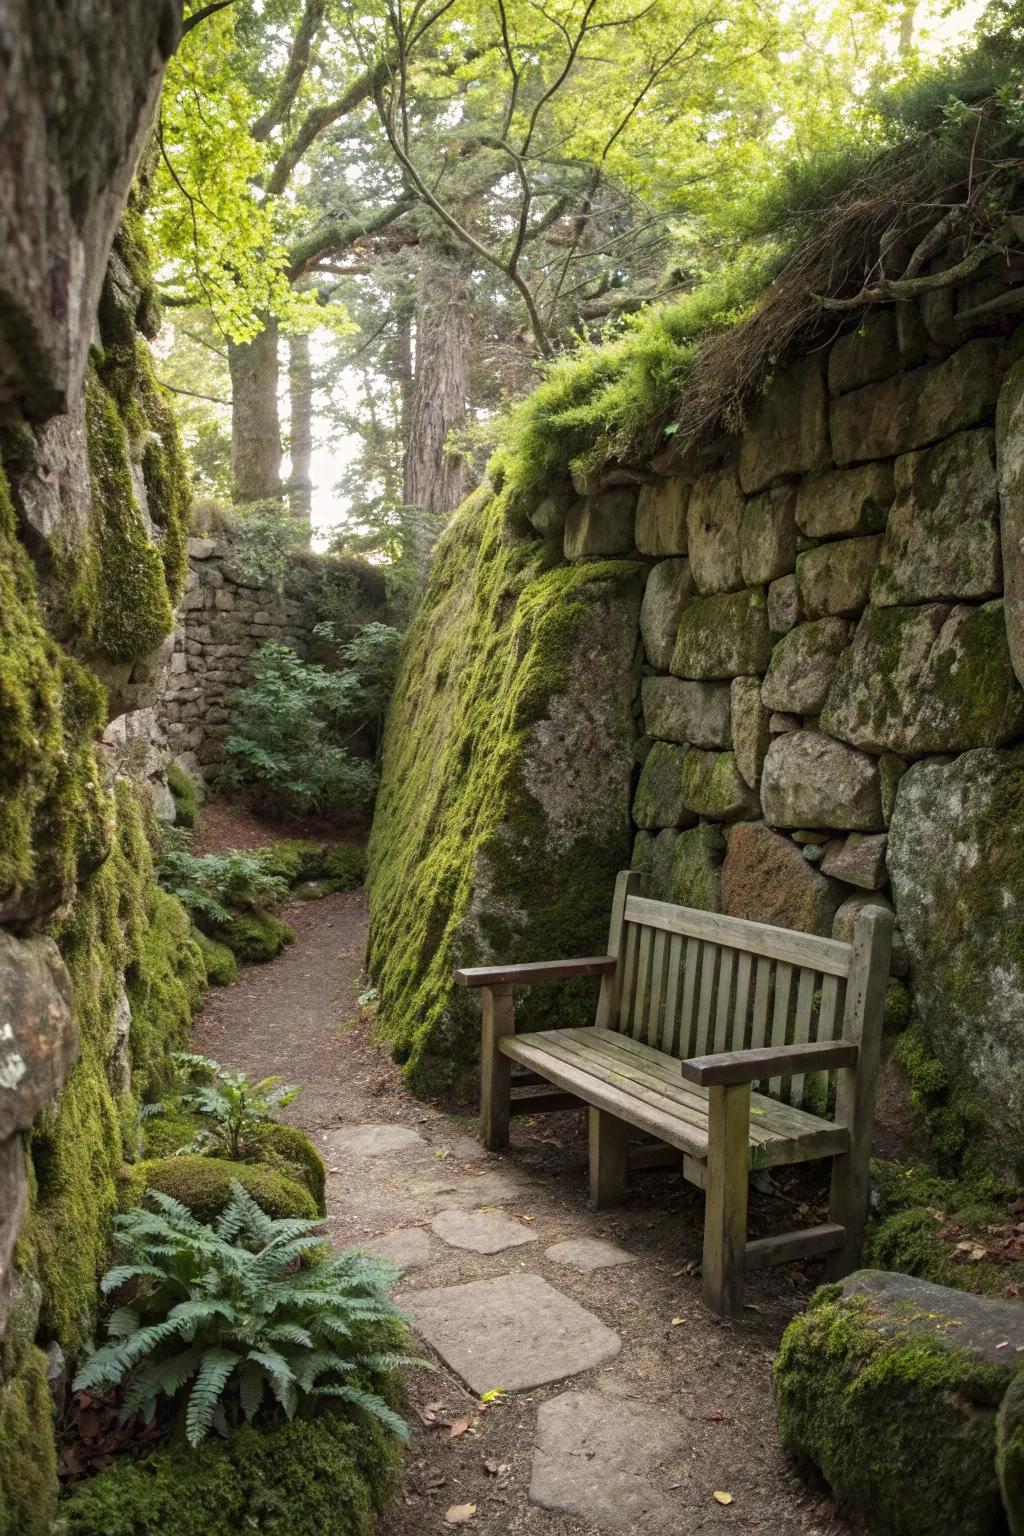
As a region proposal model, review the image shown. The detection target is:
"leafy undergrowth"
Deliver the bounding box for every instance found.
[865,1160,1024,1299]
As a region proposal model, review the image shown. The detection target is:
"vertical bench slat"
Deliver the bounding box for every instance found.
[768,961,794,1097]
[750,955,773,1055]
[632,925,653,1039]
[618,922,640,1032]
[713,946,735,1053]
[694,942,719,1057]
[731,950,753,1054]
[596,868,640,1031]
[788,967,817,1107]
[805,971,840,1110]
[678,936,700,1058]
[661,932,683,1054]
[647,929,667,1049]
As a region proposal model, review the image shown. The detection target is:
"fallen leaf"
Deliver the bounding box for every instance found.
[702,1410,727,1422]
[445,1504,477,1525]
[479,1388,505,1404]
[484,1459,501,1475]
[671,1317,686,1326]
[448,1416,473,1438]
[435,1149,450,1160]
[520,1214,535,1223]
[997,1340,1009,1350]
[712,1490,734,1505]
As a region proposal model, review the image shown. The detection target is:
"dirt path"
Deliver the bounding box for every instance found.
[191,890,851,1536]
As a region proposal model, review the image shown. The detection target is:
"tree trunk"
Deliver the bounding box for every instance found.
[287,331,313,536]
[403,236,471,521]
[228,316,281,502]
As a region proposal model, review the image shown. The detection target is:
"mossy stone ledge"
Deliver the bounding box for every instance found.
[774,1270,1024,1536]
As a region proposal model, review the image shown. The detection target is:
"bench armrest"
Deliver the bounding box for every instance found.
[680,1039,857,1087]
[453,956,616,989]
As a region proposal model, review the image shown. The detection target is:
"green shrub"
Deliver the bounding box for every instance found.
[250,1122,327,1216]
[157,850,288,929]
[61,1399,402,1536]
[321,843,366,889]
[165,762,199,829]
[118,1157,317,1223]
[212,910,294,963]
[226,500,307,587]
[221,630,397,816]
[193,930,237,986]
[75,1183,418,1445]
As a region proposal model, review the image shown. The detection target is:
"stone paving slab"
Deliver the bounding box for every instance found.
[529,1389,690,1532]
[362,1226,437,1272]
[326,1123,426,1157]
[408,1171,525,1210]
[545,1238,636,1272]
[399,1273,621,1394]
[431,1208,538,1254]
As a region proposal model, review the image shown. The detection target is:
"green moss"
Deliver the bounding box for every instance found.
[141,1102,203,1159]
[248,1123,327,1216]
[679,748,758,821]
[118,1156,317,1224]
[367,487,640,1095]
[997,1368,1024,1536]
[894,1019,990,1177]
[883,979,911,1033]
[212,911,295,964]
[61,1400,402,1536]
[165,762,199,829]
[257,839,366,891]
[669,824,725,910]
[774,1286,1010,1536]
[193,929,238,986]
[0,1345,57,1536]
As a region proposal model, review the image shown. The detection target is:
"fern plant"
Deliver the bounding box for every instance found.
[157,850,288,927]
[73,1183,423,1446]
[179,1067,301,1160]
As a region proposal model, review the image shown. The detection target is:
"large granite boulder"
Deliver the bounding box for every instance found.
[669,824,725,911]
[776,1270,1024,1536]
[638,559,694,670]
[640,676,730,749]
[761,731,884,832]
[730,675,770,789]
[888,749,1024,1176]
[830,338,1001,464]
[795,461,893,540]
[634,477,689,556]
[564,488,637,558]
[827,310,899,394]
[739,484,797,585]
[998,355,1024,690]
[872,430,1001,607]
[797,535,881,619]
[721,822,843,934]
[632,742,696,830]
[821,601,1024,754]
[738,355,830,493]
[679,749,759,822]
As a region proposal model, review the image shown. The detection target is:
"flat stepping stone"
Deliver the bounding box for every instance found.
[400,1273,620,1394]
[529,1390,688,1532]
[363,1226,436,1272]
[326,1123,425,1157]
[409,1171,523,1209]
[545,1238,636,1272]
[436,1133,489,1160]
[431,1208,537,1254]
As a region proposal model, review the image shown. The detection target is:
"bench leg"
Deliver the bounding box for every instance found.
[702,1082,750,1320]
[589,1108,628,1209]
[480,984,513,1151]
[826,1148,868,1279]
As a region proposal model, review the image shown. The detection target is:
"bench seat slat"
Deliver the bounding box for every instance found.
[500,1027,849,1169]
[624,896,852,977]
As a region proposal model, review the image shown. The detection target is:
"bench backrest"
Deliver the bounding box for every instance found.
[595,872,859,1115]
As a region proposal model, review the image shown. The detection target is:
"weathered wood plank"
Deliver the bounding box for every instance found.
[695,941,718,1056]
[745,1223,845,1271]
[788,967,817,1107]
[731,950,753,1055]
[681,1040,857,1087]
[456,956,615,988]
[480,984,514,1150]
[596,869,641,1030]
[703,1081,750,1318]
[713,945,735,1055]
[648,929,667,1050]
[590,1107,629,1208]
[750,955,772,1053]
[618,921,640,1032]
[768,961,794,1097]
[624,896,852,976]
[661,932,683,1056]
[632,925,653,1040]
[678,936,701,1059]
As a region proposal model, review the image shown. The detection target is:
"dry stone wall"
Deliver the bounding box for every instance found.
[158,539,389,782]
[518,299,1024,1176]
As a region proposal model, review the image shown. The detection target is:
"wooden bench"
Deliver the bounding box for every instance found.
[454,870,893,1318]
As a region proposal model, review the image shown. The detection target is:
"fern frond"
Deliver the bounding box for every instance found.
[315,1383,410,1440]
[185,1349,240,1446]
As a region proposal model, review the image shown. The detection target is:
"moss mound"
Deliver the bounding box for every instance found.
[193,929,238,986]
[61,1402,402,1536]
[118,1156,317,1223]
[165,762,199,829]
[140,1102,202,1159]
[774,1284,1011,1536]
[248,1122,327,1215]
[998,1369,1024,1536]
[258,839,366,890]
[213,911,295,964]
[0,1344,57,1536]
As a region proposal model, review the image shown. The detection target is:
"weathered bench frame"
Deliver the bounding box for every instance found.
[455,871,892,1317]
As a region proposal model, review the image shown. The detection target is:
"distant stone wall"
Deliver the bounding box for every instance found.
[158,537,389,781]
[373,255,1024,1178]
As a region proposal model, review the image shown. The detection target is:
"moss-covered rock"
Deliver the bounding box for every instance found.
[0,1344,57,1536]
[670,587,773,680]
[669,824,725,911]
[212,911,295,964]
[998,1368,1024,1536]
[249,1122,327,1216]
[118,1155,317,1224]
[774,1272,1020,1536]
[193,930,238,986]
[61,1401,402,1536]
[888,751,1024,1179]
[632,741,694,830]
[367,487,641,1094]
[256,840,366,892]
[679,748,759,822]
[165,761,198,829]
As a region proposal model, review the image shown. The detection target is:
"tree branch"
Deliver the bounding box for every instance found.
[182,0,239,37]
[252,0,327,142]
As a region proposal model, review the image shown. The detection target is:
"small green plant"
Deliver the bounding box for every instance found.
[73,1183,421,1446]
[166,760,199,829]
[157,850,288,926]
[179,1065,302,1161]
[221,640,387,815]
[228,499,307,586]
